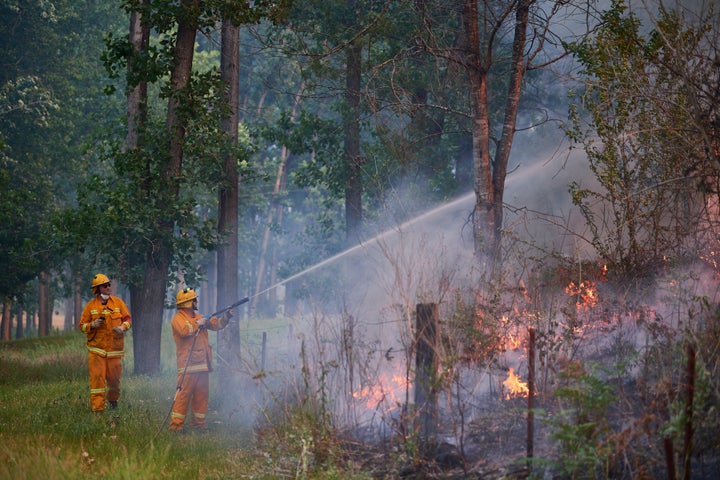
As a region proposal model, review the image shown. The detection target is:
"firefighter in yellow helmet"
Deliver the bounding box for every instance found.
[78,273,132,412]
[169,288,232,431]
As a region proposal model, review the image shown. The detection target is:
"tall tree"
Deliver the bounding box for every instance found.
[217,17,241,361]
[459,0,596,268]
[130,0,201,374]
[270,0,390,243]
[251,81,305,316]
[1,299,11,341]
[91,0,289,373]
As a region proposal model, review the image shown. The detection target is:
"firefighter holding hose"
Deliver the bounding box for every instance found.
[79,273,132,412]
[169,288,232,431]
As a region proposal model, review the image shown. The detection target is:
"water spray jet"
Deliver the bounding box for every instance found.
[253,192,476,299]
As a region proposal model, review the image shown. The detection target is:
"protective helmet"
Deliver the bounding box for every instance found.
[91,273,111,294]
[176,288,198,308]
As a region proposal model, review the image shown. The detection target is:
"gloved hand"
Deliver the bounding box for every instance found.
[113,326,125,335]
[224,309,234,320]
[91,317,105,329]
[197,317,207,328]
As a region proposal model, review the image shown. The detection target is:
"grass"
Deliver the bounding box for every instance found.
[0,330,371,479]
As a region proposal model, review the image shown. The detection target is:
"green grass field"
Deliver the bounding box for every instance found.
[0,331,369,480]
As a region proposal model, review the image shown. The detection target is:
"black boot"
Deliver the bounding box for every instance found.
[110,400,118,409]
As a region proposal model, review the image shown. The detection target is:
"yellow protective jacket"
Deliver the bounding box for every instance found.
[79,295,132,358]
[171,309,228,374]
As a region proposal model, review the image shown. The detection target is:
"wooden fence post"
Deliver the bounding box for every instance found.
[415,303,439,454]
[527,327,536,471]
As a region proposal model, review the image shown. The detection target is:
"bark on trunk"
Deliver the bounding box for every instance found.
[73,271,82,327]
[1,298,11,341]
[464,0,531,269]
[491,0,530,261]
[130,264,166,375]
[38,271,51,336]
[15,308,23,339]
[132,0,199,375]
[217,18,241,360]
[63,296,73,331]
[462,1,494,261]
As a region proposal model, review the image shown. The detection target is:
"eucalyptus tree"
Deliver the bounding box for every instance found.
[454,0,600,268]
[91,0,289,374]
[566,0,720,278]
[217,16,240,362]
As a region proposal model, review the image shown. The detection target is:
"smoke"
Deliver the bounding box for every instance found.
[222,0,720,436]
[223,135,594,431]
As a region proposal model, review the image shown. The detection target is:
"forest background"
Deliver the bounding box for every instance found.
[1,0,719,477]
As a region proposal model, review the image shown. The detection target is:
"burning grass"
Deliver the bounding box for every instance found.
[2,256,719,479]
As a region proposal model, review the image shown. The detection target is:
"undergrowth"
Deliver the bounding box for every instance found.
[0,330,370,479]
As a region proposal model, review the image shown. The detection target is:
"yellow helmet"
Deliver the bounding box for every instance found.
[176,288,198,308]
[91,273,111,294]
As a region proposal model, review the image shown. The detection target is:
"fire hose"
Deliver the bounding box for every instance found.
[150,296,250,442]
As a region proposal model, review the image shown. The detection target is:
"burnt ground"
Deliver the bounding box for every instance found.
[341,396,720,479]
[341,400,541,479]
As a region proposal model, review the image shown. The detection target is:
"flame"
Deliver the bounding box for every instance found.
[500,316,523,350]
[351,372,409,411]
[503,367,529,400]
[565,280,599,310]
[505,332,522,350]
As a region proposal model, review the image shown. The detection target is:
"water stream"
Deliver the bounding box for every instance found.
[252,192,475,299]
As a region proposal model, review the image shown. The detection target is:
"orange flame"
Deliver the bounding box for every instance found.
[352,372,409,411]
[503,368,529,400]
[566,280,599,310]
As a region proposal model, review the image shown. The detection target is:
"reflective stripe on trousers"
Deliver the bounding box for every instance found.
[169,371,210,430]
[88,353,122,411]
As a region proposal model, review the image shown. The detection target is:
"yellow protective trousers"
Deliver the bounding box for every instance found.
[88,353,122,412]
[169,371,210,430]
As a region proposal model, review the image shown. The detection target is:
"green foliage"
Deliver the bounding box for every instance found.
[0,154,53,298]
[565,0,719,280]
[62,1,263,290]
[546,363,617,479]
[0,0,125,300]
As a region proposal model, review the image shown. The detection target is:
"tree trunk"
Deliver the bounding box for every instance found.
[64,296,73,331]
[490,0,530,261]
[130,262,167,375]
[15,308,23,339]
[217,18,241,361]
[38,271,51,336]
[25,307,34,334]
[1,298,11,341]
[462,1,494,262]
[132,0,199,375]
[73,271,82,327]
[344,5,363,243]
[464,0,531,269]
